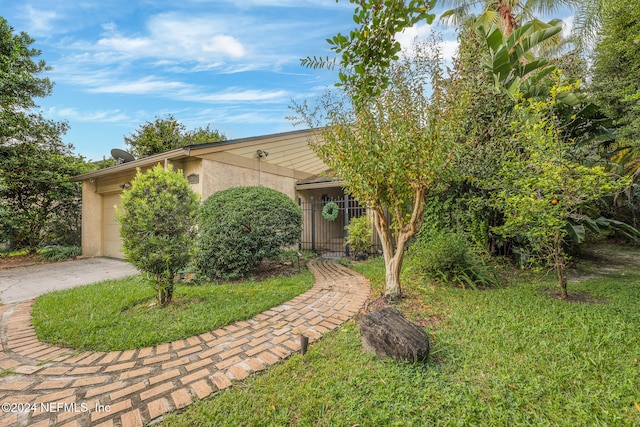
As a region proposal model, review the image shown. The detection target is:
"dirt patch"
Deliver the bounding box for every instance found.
[361,296,389,314]
[358,295,442,329]
[249,260,303,281]
[568,242,640,283]
[541,289,608,304]
[0,253,42,270]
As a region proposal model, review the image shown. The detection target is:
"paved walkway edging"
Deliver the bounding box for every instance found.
[0,259,370,427]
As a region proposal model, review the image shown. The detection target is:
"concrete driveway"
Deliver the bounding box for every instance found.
[0,258,138,304]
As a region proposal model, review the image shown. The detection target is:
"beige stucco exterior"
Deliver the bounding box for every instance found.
[73,129,333,259]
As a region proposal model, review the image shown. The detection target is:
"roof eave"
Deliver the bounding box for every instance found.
[71,148,188,182]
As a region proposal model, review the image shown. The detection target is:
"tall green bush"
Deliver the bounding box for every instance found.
[345,216,372,256]
[196,186,302,281]
[117,164,199,306]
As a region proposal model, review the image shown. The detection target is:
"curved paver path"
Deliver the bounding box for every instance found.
[0,259,370,427]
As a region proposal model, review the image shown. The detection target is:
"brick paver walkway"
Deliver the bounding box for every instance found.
[0,259,369,427]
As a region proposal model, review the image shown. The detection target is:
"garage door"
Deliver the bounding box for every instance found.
[102,193,124,259]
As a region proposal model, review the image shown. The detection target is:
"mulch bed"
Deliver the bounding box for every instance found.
[250,260,303,281]
[0,253,43,270]
[541,289,609,304]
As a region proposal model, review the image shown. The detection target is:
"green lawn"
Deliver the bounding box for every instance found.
[31,271,314,351]
[162,245,640,426]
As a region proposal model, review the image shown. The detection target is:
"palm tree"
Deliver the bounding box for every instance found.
[438,0,580,36]
[570,0,604,52]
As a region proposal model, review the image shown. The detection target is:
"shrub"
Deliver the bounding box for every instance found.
[117,164,200,306]
[409,230,499,288]
[345,216,372,255]
[196,186,303,280]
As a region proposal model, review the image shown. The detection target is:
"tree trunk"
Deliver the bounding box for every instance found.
[384,252,403,301]
[372,188,425,302]
[157,280,174,306]
[497,4,517,36]
[553,231,568,299]
[374,211,402,300]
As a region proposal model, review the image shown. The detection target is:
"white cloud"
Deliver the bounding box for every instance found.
[192,89,289,103]
[76,71,289,103]
[201,35,246,58]
[216,0,350,9]
[88,77,190,95]
[397,24,460,62]
[45,107,131,123]
[22,5,58,35]
[562,15,574,40]
[97,35,153,53]
[104,13,248,63]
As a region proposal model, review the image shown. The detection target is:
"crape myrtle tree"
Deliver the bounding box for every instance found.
[298,38,467,301]
[117,164,199,306]
[0,16,88,251]
[299,1,469,300]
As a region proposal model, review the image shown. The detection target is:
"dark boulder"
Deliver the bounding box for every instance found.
[360,306,429,362]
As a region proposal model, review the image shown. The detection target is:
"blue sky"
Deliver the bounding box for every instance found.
[3,1,573,161]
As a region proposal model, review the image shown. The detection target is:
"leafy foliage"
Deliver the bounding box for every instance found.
[485,84,629,297]
[589,0,640,143]
[124,115,225,158]
[0,17,86,252]
[0,16,55,143]
[37,246,82,262]
[297,39,466,300]
[476,19,562,101]
[196,186,302,281]
[301,0,434,100]
[345,216,373,255]
[0,143,90,251]
[117,164,200,306]
[408,229,499,289]
[439,0,580,37]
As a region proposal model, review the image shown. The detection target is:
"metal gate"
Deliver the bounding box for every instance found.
[298,195,381,256]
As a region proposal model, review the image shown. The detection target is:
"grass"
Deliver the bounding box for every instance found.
[32,271,314,351]
[161,244,640,426]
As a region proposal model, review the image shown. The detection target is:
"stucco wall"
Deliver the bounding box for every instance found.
[82,160,204,258]
[81,157,306,259]
[81,180,102,257]
[201,159,297,201]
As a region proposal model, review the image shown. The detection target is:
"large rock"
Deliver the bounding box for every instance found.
[360,306,430,362]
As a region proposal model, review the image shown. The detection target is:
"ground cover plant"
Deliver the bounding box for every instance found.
[161,242,640,426]
[0,246,81,269]
[31,270,313,351]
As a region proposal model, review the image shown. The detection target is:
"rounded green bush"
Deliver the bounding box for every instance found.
[196,186,303,280]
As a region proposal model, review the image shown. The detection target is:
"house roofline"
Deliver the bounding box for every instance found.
[72,128,318,182]
[183,128,315,152]
[71,148,188,182]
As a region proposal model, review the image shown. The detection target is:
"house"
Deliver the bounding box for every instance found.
[72,129,372,259]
